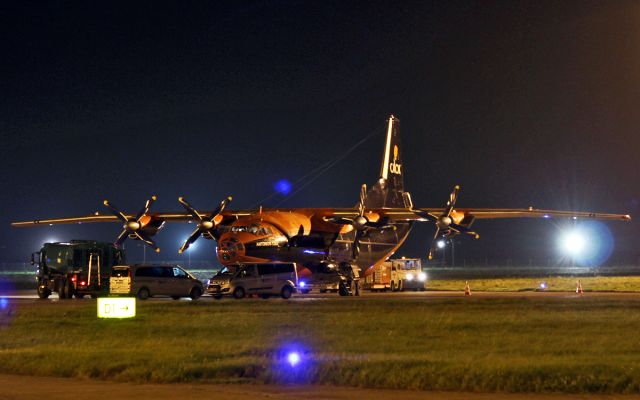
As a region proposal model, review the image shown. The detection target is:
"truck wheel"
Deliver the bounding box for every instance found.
[58,280,68,299]
[37,282,51,299]
[233,287,245,299]
[281,285,293,299]
[137,288,150,300]
[189,287,202,300]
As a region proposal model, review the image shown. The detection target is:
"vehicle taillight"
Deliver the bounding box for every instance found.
[71,276,77,282]
[80,281,86,286]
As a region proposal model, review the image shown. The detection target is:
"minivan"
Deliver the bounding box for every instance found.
[110,264,204,300]
[207,262,298,299]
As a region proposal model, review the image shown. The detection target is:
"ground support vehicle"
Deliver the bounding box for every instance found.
[207,262,298,299]
[362,258,426,291]
[110,264,203,300]
[32,240,124,299]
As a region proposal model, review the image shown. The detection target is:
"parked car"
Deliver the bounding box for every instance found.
[207,262,298,299]
[110,264,203,300]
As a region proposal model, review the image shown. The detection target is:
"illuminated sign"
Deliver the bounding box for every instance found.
[97,297,136,318]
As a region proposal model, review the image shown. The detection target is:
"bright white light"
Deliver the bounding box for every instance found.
[418,272,427,282]
[437,240,446,249]
[299,281,306,288]
[287,351,301,367]
[561,231,586,255]
[539,282,547,290]
[406,273,414,281]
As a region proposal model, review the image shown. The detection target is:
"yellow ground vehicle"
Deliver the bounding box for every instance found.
[363,258,426,291]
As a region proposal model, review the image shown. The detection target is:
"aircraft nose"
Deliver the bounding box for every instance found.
[217,237,245,262]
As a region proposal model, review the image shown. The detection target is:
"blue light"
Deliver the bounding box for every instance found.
[287,351,301,367]
[543,214,550,219]
[303,249,325,255]
[274,179,292,195]
[299,281,306,288]
[0,298,8,310]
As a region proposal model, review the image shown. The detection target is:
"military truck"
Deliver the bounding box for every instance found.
[32,240,125,299]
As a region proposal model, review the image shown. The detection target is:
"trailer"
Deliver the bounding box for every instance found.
[32,240,125,299]
[363,258,427,291]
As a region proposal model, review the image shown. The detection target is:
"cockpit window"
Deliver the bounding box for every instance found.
[230,224,272,235]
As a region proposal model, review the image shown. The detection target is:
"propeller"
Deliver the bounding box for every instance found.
[177,195,232,253]
[416,185,479,260]
[324,184,396,260]
[104,195,160,252]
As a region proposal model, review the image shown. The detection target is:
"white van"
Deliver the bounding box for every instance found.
[110,264,203,300]
[207,262,298,299]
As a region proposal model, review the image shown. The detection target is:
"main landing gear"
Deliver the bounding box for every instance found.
[337,262,360,297]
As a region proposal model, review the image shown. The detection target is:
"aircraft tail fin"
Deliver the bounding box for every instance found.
[364,115,412,209]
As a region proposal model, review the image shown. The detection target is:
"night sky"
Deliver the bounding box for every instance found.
[1,1,638,266]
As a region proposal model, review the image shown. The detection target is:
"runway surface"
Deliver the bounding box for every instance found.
[3,289,640,302]
[2,374,640,400]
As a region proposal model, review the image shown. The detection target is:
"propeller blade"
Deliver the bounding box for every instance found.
[450,223,480,239]
[178,197,203,221]
[209,196,232,222]
[133,231,160,253]
[114,230,129,247]
[103,200,129,223]
[444,185,460,216]
[428,227,442,260]
[352,229,364,260]
[179,227,202,254]
[135,195,157,221]
[358,184,367,217]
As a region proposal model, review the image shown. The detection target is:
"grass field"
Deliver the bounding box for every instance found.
[1,296,640,394]
[426,276,640,292]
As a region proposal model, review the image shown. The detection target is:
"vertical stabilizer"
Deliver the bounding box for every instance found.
[365,115,410,208]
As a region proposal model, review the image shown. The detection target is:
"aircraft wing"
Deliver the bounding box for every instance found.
[410,208,631,222]
[10,210,254,227]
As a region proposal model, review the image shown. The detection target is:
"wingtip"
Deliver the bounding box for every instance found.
[178,196,184,202]
[624,214,632,221]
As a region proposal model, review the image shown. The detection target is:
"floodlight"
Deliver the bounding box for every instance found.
[560,231,586,255]
[437,240,446,249]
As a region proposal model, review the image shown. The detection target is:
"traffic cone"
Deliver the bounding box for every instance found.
[576,280,584,295]
[464,281,471,296]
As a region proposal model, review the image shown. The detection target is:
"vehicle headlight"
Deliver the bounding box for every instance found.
[418,272,427,282]
[406,273,414,281]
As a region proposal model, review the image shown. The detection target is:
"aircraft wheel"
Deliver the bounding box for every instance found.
[233,287,245,299]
